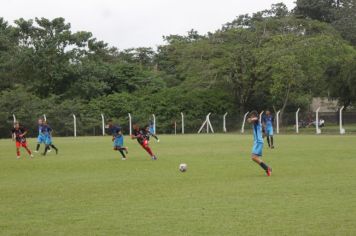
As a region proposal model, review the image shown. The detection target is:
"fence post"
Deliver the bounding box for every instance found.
[241,112,249,134]
[101,114,105,136]
[223,112,228,133]
[316,107,321,134]
[259,111,264,125]
[276,110,281,134]
[12,114,16,123]
[73,114,77,137]
[174,121,177,135]
[152,114,156,134]
[296,108,300,134]
[181,112,184,134]
[128,113,132,136]
[43,114,47,122]
[339,106,345,134]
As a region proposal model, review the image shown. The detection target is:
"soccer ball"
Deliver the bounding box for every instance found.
[179,163,187,172]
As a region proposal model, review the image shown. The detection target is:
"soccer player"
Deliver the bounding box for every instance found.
[262,110,275,149]
[107,119,128,160]
[42,121,58,156]
[11,122,34,159]
[131,124,157,160]
[144,124,160,142]
[35,118,50,153]
[247,111,272,176]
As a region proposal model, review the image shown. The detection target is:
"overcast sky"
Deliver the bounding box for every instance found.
[1,0,295,49]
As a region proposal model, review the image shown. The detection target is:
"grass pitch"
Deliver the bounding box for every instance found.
[0,134,356,235]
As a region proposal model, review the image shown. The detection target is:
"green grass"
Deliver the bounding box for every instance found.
[1,134,356,236]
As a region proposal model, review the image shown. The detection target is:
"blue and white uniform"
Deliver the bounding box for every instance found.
[37,125,46,144]
[252,120,264,157]
[109,125,124,147]
[42,125,53,145]
[263,115,274,136]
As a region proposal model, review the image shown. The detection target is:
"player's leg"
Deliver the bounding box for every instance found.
[16,142,21,159]
[36,135,42,152]
[141,140,157,160]
[50,144,58,154]
[251,143,272,176]
[43,144,50,156]
[22,142,33,159]
[266,135,271,148]
[114,146,127,160]
[270,135,274,149]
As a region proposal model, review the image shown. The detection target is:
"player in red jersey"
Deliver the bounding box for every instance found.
[131,124,157,160]
[11,122,33,160]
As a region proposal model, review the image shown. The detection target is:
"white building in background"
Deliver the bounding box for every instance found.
[310,98,339,112]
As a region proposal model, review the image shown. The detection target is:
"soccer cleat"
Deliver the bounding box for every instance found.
[16,156,21,160]
[48,149,52,153]
[151,155,158,160]
[266,167,272,177]
[157,139,160,143]
[30,154,34,159]
[34,150,39,153]
[121,157,126,161]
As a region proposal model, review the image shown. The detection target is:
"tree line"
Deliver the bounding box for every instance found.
[1,1,356,137]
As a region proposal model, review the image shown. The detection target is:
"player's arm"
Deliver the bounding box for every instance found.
[19,129,28,138]
[247,117,258,123]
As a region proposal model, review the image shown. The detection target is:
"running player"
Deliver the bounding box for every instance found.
[11,122,34,159]
[131,124,157,160]
[107,119,128,160]
[247,111,272,176]
[42,121,58,156]
[262,110,275,149]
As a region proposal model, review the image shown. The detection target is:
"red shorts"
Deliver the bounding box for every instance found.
[16,141,27,148]
[141,139,149,147]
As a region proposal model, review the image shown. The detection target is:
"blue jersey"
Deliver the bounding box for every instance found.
[42,125,53,136]
[38,125,45,136]
[253,120,264,144]
[109,125,121,137]
[263,115,274,129]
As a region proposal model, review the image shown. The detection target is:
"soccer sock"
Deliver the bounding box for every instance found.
[43,145,49,155]
[50,145,58,152]
[118,149,126,158]
[16,150,20,156]
[267,136,271,147]
[36,144,40,151]
[271,136,274,146]
[25,147,32,155]
[143,146,153,156]
[260,162,269,171]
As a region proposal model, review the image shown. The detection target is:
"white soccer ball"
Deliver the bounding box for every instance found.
[179,163,187,172]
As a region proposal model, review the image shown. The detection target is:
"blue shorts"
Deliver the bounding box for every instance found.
[37,135,46,144]
[113,136,124,147]
[252,142,263,157]
[45,136,52,145]
[266,127,274,136]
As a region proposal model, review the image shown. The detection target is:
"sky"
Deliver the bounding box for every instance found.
[1,0,295,49]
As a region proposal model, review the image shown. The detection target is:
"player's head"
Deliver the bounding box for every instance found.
[266,110,271,116]
[249,110,258,119]
[144,125,149,131]
[133,123,140,131]
[107,119,113,127]
[38,118,43,125]
[14,121,20,129]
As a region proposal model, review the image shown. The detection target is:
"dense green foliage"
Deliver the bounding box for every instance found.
[1,135,356,235]
[1,2,356,136]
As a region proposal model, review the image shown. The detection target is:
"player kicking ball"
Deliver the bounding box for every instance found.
[107,119,128,160]
[262,110,275,149]
[132,124,157,160]
[11,122,34,160]
[247,111,272,176]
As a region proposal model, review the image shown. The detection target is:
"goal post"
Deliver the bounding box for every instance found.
[296,108,300,134]
[315,107,321,134]
[101,114,105,136]
[339,106,345,134]
[276,110,281,134]
[241,112,249,134]
[73,114,77,137]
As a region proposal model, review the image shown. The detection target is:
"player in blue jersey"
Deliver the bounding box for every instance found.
[247,111,272,176]
[107,119,128,160]
[42,121,58,156]
[145,124,159,142]
[35,118,50,153]
[262,110,275,149]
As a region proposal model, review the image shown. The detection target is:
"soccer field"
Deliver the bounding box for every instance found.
[1,134,355,235]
